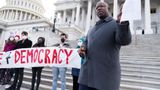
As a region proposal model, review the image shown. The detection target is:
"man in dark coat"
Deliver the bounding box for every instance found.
[6,31,32,90]
[78,1,131,90]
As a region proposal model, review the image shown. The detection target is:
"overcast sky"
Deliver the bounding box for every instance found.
[0,0,57,19]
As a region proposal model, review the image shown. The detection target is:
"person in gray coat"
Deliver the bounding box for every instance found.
[78,1,132,90]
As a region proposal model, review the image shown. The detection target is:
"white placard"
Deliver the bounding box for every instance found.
[121,0,141,21]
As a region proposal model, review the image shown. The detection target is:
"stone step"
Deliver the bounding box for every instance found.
[22,68,73,90]
[21,80,70,90]
[121,54,160,57]
[23,67,160,89]
[25,67,72,73]
[121,50,160,53]
[24,69,72,81]
[120,57,160,60]
[121,66,160,74]
[121,77,160,88]
[25,67,160,81]
[121,59,160,63]
[23,75,72,90]
[121,63,160,68]
[121,64,160,70]
[121,73,160,82]
[120,83,160,90]
[22,71,160,90]
[120,60,160,66]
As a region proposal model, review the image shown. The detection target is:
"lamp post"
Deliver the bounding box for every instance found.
[52,13,57,32]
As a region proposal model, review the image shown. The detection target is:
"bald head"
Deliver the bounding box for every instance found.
[96,1,109,19]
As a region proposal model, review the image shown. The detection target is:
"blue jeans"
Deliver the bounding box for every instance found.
[52,67,66,90]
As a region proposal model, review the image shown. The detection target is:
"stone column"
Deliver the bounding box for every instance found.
[63,10,66,23]
[75,3,80,25]
[24,12,27,20]
[85,0,92,33]
[0,31,6,49]
[113,0,118,19]
[12,10,15,20]
[0,11,1,18]
[59,12,62,24]
[1,10,3,17]
[0,11,2,19]
[33,15,36,19]
[29,13,32,20]
[8,10,11,20]
[71,8,75,23]
[15,10,18,20]
[3,10,6,19]
[2,11,4,17]
[81,8,85,29]
[5,10,8,19]
[10,10,14,20]
[5,10,7,19]
[19,11,23,20]
[13,10,16,20]
[6,10,9,20]
[144,0,153,34]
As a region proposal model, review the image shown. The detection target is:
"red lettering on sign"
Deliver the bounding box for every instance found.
[27,49,33,63]
[21,50,26,64]
[45,49,50,64]
[38,49,44,64]
[64,49,73,64]
[0,53,3,64]
[14,50,20,64]
[33,49,38,63]
[52,49,57,64]
[58,49,63,64]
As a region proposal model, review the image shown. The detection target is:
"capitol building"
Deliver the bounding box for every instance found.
[0,0,61,49]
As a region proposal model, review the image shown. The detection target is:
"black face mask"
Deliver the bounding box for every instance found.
[61,38,65,43]
[38,40,42,43]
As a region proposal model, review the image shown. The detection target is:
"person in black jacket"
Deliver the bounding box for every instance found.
[6,31,32,90]
[31,37,45,90]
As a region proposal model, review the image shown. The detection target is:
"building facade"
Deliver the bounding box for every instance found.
[0,0,61,50]
[0,0,45,22]
[54,0,160,36]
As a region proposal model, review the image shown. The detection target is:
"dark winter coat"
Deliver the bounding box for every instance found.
[78,16,132,90]
[15,38,32,49]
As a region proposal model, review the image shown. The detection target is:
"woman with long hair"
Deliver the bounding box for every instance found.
[0,36,16,90]
[31,37,45,90]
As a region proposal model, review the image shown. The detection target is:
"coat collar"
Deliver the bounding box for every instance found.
[96,16,113,25]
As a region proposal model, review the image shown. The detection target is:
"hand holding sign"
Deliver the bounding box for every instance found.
[78,46,86,59]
